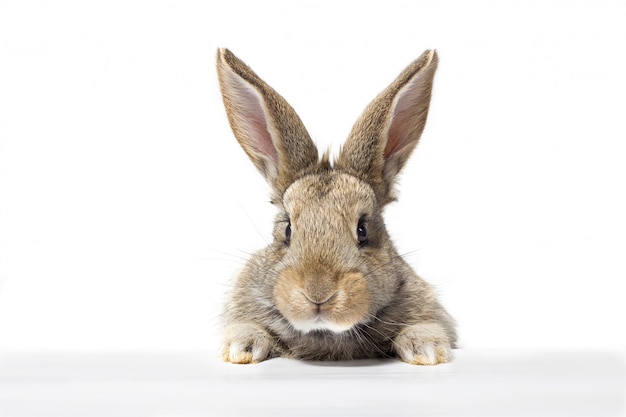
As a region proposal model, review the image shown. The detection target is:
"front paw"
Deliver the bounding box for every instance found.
[393,322,452,365]
[221,323,274,364]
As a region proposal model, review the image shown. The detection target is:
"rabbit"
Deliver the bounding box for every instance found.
[216,48,457,365]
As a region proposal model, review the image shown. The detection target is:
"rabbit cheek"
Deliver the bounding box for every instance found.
[273,269,369,333]
[325,272,370,329]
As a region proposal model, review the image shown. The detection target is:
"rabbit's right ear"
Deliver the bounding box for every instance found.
[336,50,438,205]
[217,49,319,196]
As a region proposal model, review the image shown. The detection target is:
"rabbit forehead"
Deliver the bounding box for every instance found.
[282,172,376,220]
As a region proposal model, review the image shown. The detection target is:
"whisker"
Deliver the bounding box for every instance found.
[352,326,390,358]
[358,321,395,345]
[236,201,273,246]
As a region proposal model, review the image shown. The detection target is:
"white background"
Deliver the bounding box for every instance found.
[0,0,624,353]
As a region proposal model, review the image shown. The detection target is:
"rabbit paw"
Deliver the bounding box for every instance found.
[221,323,274,364]
[393,322,453,365]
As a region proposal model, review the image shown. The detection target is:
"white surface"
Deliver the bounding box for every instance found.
[0,349,624,417]
[1,2,625,351]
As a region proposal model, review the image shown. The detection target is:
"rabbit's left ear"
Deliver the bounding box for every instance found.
[217,49,319,196]
[336,50,438,204]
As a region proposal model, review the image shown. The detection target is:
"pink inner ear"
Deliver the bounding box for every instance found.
[384,76,426,160]
[232,77,278,165]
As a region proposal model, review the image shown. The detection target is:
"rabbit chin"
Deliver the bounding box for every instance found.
[290,318,354,334]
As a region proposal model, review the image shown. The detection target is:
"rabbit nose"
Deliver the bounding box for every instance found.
[302,290,336,308]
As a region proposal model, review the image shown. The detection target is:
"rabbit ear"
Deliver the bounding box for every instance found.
[336,50,438,204]
[217,48,319,195]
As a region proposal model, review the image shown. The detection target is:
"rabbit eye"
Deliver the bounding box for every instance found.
[357,217,368,246]
[284,221,291,245]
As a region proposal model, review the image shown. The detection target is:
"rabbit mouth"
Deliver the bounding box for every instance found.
[274,268,370,335]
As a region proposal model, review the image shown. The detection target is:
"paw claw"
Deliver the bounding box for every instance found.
[230,351,256,364]
[221,324,273,364]
[408,346,451,365]
[394,323,453,365]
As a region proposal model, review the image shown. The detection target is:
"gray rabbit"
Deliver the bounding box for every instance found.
[217,49,456,364]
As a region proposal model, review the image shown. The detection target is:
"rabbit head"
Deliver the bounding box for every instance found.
[217,48,441,340]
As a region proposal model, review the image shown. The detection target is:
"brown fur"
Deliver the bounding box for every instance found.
[217,48,457,365]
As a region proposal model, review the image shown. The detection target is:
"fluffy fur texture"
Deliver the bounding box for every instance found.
[217,48,457,365]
